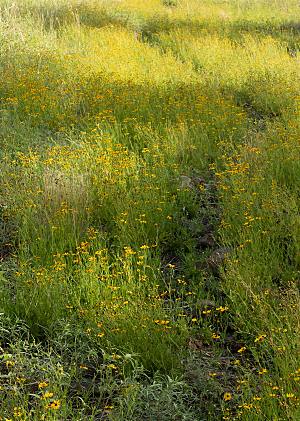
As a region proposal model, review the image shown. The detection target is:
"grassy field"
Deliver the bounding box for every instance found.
[0,0,299,419]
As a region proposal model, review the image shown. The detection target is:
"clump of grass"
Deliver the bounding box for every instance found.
[162,0,178,7]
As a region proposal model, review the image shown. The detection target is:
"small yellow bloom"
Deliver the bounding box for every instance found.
[202,309,211,315]
[216,306,229,312]
[242,403,253,410]
[111,353,122,360]
[286,393,295,398]
[223,392,232,401]
[154,320,170,325]
[79,364,89,370]
[237,347,246,353]
[208,372,217,377]
[42,392,54,399]
[107,364,117,370]
[38,381,49,389]
[47,400,60,410]
[254,334,266,343]
[277,346,286,352]
[258,368,267,375]
[13,407,22,417]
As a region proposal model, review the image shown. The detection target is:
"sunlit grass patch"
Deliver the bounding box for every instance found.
[157,30,300,116]
[57,24,196,84]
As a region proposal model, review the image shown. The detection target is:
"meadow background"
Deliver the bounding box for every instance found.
[0,0,299,419]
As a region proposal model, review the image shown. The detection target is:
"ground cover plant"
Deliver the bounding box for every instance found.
[0,0,299,419]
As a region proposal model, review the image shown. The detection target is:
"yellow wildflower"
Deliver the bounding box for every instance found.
[216,306,229,312]
[202,309,211,315]
[79,365,89,370]
[154,320,170,325]
[254,334,266,343]
[286,393,295,398]
[42,392,54,399]
[47,400,60,410]
[107,364,118,370]
[223,392,232,401]
[13,408,22,417]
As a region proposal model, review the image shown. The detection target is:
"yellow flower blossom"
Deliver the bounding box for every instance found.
[47,400,61,410]
[216,306,229,312]
[42,392,54,399]
[38,381,49,389]
[286,393,295,398]
[254,334,267,343]
[154,320,170,325]
[223,392,232,401]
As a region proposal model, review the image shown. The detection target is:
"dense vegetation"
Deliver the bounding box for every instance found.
[0,0,299,419]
